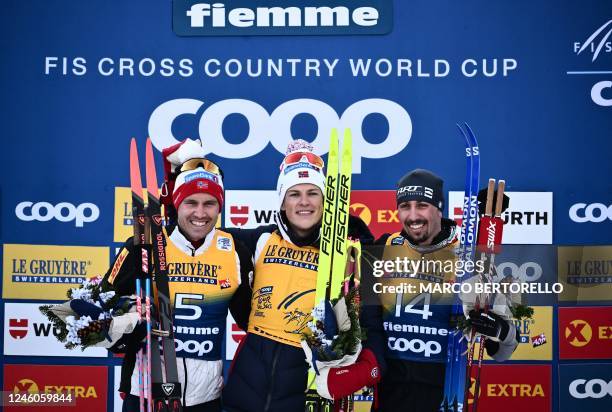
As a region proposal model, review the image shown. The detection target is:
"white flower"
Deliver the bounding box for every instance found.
[99,291,116,304]
[70,287,93,302]
[65,315,93,347]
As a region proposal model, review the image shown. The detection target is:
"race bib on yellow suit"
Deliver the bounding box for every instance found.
[163,230,239,360]
[248,232,319,348]
[381,233,457,363]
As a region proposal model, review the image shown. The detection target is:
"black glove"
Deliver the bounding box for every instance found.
[468,309,509,341]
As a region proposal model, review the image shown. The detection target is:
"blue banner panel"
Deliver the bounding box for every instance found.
[559,363,612,412]
[1,1,610,246]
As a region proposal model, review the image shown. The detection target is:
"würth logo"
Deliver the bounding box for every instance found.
[230,205,249,226]
[9,319,28,339]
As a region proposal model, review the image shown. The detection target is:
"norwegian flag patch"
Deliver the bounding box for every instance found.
[298,171,309,178]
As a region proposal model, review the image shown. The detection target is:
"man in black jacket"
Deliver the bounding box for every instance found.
[104,140,253,412]
[365,169,519,412]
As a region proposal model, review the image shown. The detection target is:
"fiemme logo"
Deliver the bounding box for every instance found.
[173,0,393,36]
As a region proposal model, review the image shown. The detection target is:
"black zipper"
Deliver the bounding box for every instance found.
[263,344,281,412]
[182,357,188,407]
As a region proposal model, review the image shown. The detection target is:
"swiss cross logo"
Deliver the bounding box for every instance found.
[9,318,28,339]
[229,205,249,227]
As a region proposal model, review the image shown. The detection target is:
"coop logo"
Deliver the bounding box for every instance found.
[569,203,612,223]
[149,98,412,174]
[387,337,442,358]
[175,338,214,356]
[591,81,612,106]
[15,201,99,227]
[569,378,612,399]
[560,363,612,410]
[494,261,543,282]
[174,0,393,36]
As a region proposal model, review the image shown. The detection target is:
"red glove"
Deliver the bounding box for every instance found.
[325,348,381,400]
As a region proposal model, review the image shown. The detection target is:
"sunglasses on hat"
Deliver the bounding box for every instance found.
[281,151,324,170]
[179,157,223,177]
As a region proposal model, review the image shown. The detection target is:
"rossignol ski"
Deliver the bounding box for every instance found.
[130,138,182,412]
[145,138,183,412]
[442,123,480,412]
[130,138,154,412]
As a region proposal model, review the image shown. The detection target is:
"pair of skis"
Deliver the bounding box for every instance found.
[441,125,507,412]
[316,128,353,306]
[307,128,355,412]
[130,138,182,412]
[442,123,480,412]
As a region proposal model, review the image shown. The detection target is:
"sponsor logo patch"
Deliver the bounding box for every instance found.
[2,244,109,300]
[559,307,612,359]
[217,236,232,251]
[4,303,107,357]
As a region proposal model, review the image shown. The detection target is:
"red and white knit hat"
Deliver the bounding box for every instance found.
[172,167,224,209]
[162,139,224,209]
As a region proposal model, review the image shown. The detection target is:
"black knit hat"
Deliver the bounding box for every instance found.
[396,169,444,210]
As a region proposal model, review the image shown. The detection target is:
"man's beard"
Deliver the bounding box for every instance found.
[404,219,429,245]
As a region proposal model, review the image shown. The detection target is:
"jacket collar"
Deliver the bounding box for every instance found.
[169,226,216,256]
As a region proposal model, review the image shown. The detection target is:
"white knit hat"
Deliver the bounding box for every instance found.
[276,140,326,210]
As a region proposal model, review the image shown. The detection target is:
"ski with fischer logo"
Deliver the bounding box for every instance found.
[307,128,355,412]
